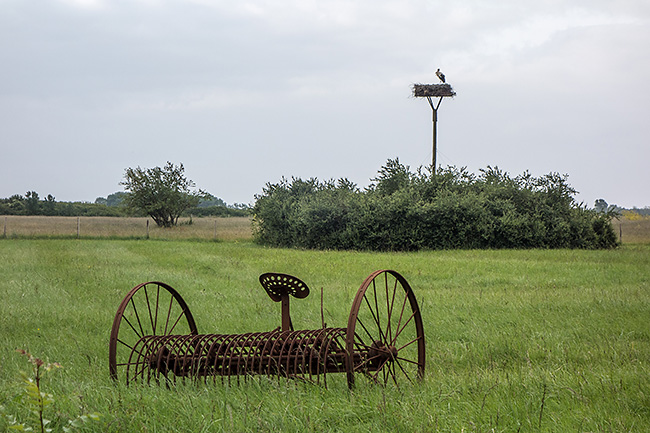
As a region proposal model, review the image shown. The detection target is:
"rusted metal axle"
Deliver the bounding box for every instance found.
[109,270,425,388]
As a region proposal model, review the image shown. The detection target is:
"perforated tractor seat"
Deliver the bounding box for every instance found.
[259,273,310,302]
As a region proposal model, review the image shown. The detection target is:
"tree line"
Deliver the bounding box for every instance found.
[252,159,618,251]
[0,192,124,217]
[1,188,247,219]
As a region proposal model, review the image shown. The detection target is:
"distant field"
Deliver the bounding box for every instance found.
[3,214,650,244]
[0,215,253,240]
[616,217,650,244]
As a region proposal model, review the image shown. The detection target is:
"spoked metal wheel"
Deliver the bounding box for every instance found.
[109,281,198,384]
[346,270,425,388]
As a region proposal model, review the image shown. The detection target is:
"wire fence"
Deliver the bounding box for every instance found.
[615,218,650,244]
[2,215,648,244]
[1,216,253,241]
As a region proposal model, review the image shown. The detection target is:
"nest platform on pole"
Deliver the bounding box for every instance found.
[412,82,456,173]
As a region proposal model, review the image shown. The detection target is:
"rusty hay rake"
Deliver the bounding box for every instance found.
[109,270,425,388]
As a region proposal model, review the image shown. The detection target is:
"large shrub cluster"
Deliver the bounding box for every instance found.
[252,159,618,251]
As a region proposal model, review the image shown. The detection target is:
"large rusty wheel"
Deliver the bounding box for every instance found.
[109,281,198,384]
[346,270,425,388]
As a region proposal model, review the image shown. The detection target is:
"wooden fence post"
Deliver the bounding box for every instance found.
[620,222,623,243]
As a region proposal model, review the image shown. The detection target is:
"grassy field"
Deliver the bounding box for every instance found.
[0,238,648,432]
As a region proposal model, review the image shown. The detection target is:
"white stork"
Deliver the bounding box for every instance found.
[435,68,446,83]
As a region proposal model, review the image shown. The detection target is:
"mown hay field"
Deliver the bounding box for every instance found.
[0,215,253,241]
[0,238,648,432]
[616,216,650,244]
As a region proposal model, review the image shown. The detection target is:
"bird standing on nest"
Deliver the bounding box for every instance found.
[436,68,446,83]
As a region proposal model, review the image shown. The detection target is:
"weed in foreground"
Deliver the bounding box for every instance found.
[0,350,100,433]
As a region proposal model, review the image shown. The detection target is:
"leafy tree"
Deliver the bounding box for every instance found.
[594,199,609,213]
[371,158,411,196]
[43,194,56,216]
[96,192,128,207]
[594,198,620,216]
[25,191,40,215]
[120,162,206,227]
[107,192,127,207]
[0,195,26,214]
[198,193,227,208]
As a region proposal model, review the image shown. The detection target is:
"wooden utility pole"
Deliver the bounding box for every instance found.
[413,83,456,174]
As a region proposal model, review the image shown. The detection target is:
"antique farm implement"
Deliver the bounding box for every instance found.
[109,270,425,388]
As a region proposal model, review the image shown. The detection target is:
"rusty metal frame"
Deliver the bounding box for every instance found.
[109,270,424,389]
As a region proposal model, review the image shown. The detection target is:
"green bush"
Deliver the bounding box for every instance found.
[252,160,618,251]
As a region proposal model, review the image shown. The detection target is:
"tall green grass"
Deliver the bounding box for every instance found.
[1,240,648,432]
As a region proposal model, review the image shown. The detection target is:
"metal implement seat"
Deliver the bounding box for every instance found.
[259,273,310,331]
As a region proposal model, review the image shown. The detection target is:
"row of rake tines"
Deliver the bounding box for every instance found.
[126,327,351,387]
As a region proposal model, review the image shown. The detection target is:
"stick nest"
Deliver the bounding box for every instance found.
[412,84,456,97]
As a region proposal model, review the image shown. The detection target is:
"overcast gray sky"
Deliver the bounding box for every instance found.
[1,0,649,208]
